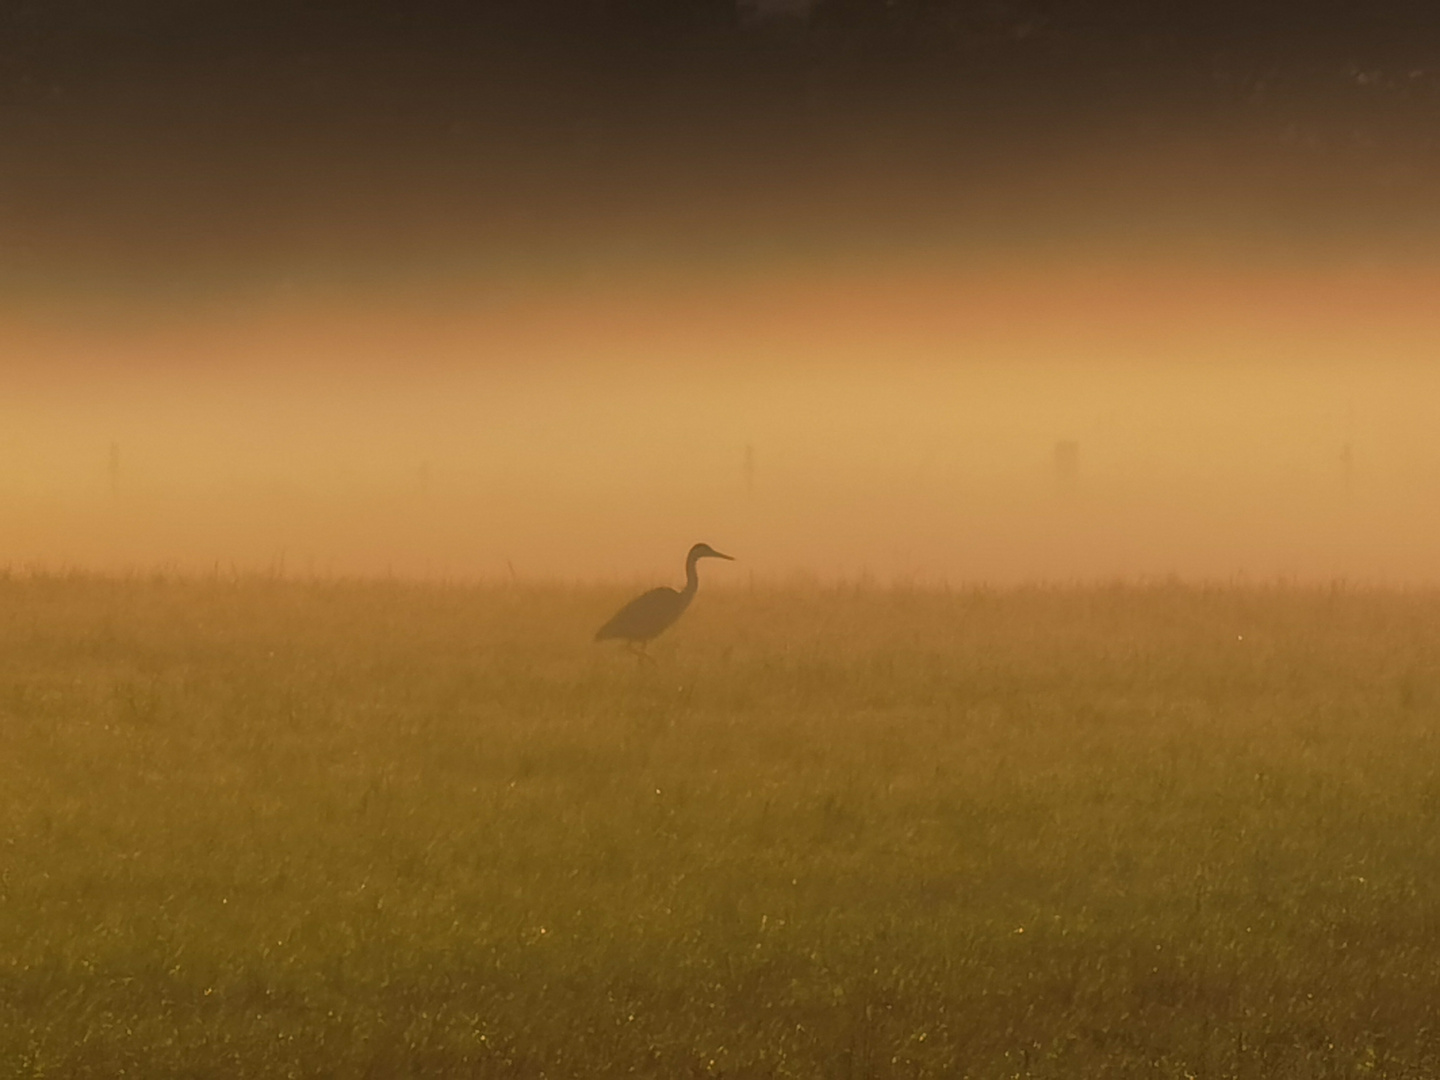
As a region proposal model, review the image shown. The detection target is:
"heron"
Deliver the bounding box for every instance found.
[594,543,734,656]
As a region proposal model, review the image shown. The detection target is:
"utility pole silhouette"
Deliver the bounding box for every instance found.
[1053,439,1079,494]
[108,442,120,500]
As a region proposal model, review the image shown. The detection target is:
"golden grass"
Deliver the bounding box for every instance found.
[2,576,1439,1077]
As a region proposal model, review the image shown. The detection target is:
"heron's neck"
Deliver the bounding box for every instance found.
[682,553,701,597]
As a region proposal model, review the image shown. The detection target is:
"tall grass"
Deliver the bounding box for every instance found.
[3,576,1439,1077]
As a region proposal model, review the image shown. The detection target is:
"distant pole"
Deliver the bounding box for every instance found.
[1342,403,1356,496]
[108,442,120,499]
[1053,439,1079,494]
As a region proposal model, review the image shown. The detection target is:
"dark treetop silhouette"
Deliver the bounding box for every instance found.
[595,543,734,653]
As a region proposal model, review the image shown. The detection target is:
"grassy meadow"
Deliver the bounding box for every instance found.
[3,574,1440,1078]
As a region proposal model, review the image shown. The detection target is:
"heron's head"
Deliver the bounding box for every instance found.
[689,543,734,562]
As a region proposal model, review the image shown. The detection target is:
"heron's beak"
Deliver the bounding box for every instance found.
[711,550,735,561]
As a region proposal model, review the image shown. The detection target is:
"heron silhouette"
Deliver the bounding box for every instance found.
[595,543,734,656]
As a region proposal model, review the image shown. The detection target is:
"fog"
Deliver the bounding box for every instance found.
[5,255,1439,584]
[5,0,1440,585]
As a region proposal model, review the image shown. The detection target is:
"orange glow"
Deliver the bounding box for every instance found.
[3,253,1439,583]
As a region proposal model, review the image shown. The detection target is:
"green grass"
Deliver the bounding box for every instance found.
[3,575,1440,1078]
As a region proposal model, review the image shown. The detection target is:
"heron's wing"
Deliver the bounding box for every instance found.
[594,587,683,642]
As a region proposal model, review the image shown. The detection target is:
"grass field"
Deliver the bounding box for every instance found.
[3,575,1439,1078]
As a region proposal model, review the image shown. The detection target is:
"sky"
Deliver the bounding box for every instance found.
[3,1,1440,583]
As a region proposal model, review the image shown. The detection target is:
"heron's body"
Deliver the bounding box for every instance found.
[595,543,733,650]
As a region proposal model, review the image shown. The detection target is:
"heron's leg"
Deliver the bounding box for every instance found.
[628,641,654,664]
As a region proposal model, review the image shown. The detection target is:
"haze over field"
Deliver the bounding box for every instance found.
[5,0,1440,583]
[6,260,1440,582]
